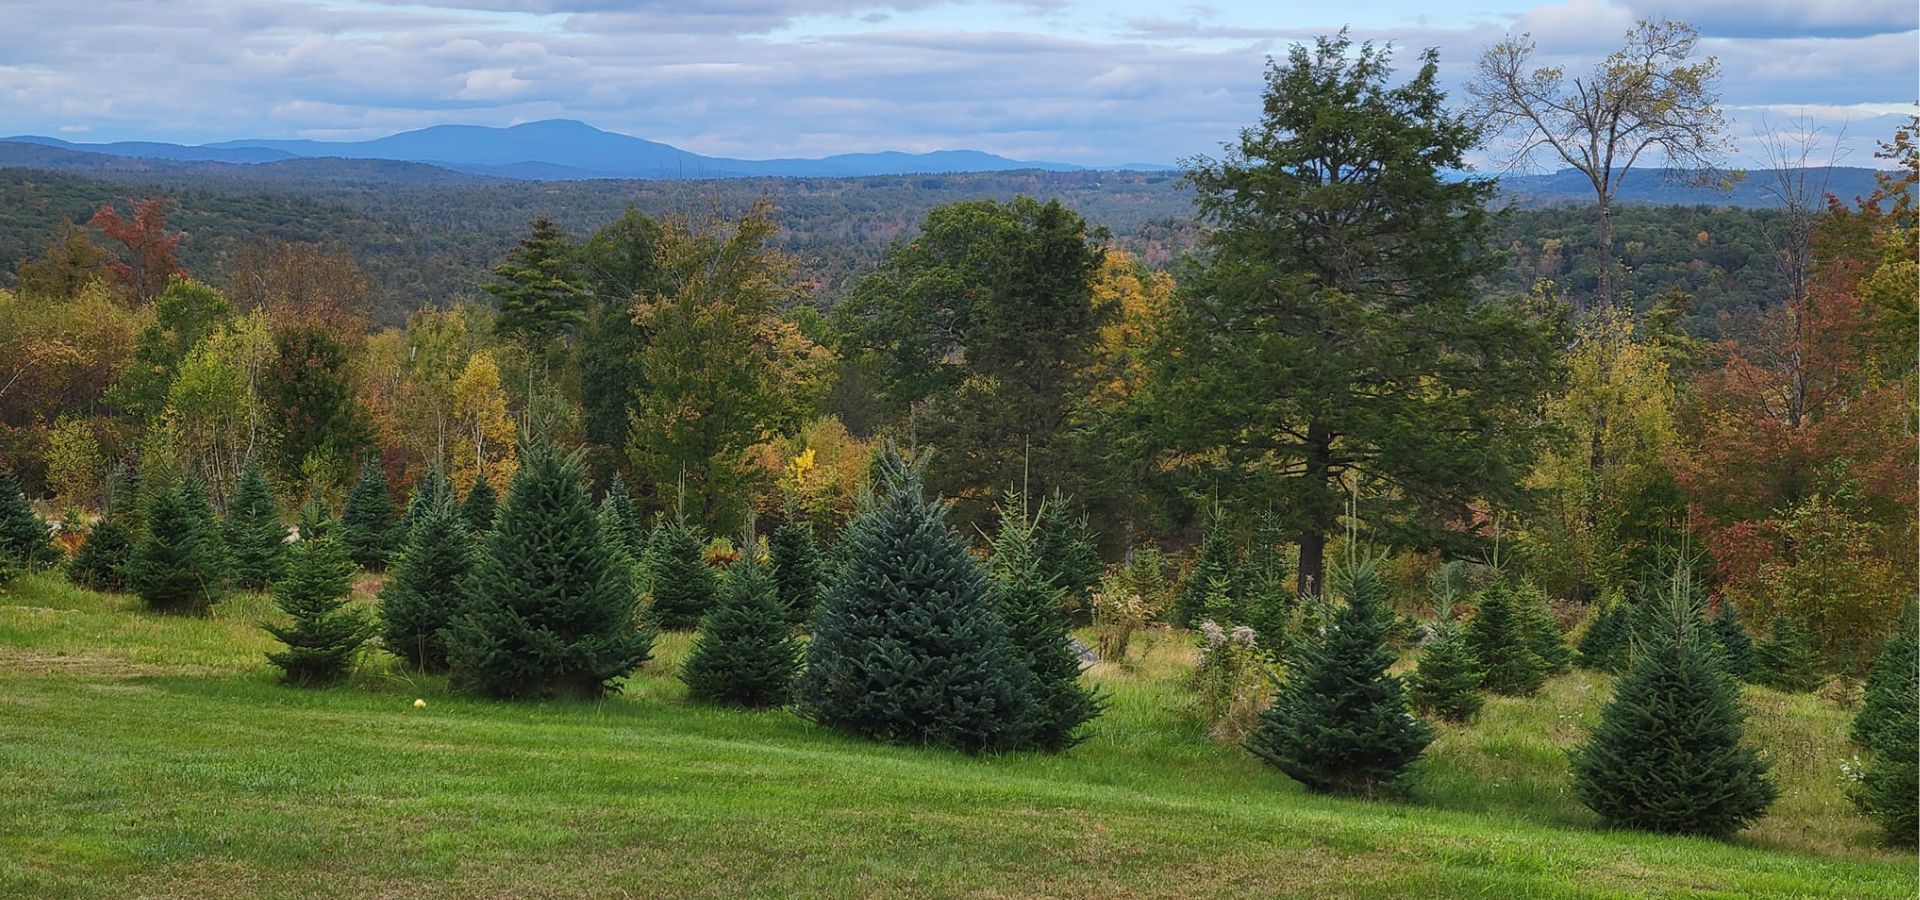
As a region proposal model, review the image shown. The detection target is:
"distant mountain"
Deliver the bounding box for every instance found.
[1495,166,1891,208]
[5,119,1109,180]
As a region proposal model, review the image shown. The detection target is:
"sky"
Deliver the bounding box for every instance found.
[1,0,1914,169]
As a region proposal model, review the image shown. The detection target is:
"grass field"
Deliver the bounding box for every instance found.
[1,571,1912,898]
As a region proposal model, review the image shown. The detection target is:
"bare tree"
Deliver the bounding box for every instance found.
[1469,19,1730,310]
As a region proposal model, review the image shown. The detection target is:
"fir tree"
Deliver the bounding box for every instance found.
[1577,594,1633,673]
[1465,582,1546,696]
[1751,618,1825,692]
[1175,515,1238,627]
[297,497,334,542]
[768,519,825,628]
[177,477,229,578]
[378,491,474,672]
[1707,600,1756,680]
[596,497,644,600]
[264,534,371,687]
[1035,489,1102,616]
[681,549,800,707]
[461,477,497,535]
[127,479,226,614]
[1241,565,1295,654]
[1570,577,1777,836]
[399,469,452,536]
[224,463,286,590]
[645,514,718,630]
[484,216,587,354]
[796,449,1037,753]
[1516,582,1572,675]
[443,440,653,699]
[0,467,58,569]
[601,473,643,551]
[338,463,400,570]
[68,518,135,592]
[991,494,1102,751]
[1408,620,1484,723]
[1245,559,1433,796]
[1851,615,1917,845]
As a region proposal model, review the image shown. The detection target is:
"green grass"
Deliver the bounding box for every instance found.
[0,571,1910,898]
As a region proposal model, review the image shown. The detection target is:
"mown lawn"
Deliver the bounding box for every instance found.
[1,572,1911,898]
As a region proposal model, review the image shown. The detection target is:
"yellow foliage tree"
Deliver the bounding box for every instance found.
[451,350,517,494]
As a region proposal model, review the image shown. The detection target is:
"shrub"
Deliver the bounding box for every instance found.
[1570,573,1776,836]
[443,440,655,699]
[796,448,1036,753]
[1091,574,1152,662]
[264,534,371,687]
[1190,620,1276,741]
[681,550,800,707]
[1245,559,1432,797]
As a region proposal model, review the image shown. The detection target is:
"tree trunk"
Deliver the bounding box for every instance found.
[1295,419,1333,598]
[1595,196,1616,311]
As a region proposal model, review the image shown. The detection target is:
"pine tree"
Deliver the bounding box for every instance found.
[68,518,135,591]
[338,463,400,570]
[768,519,825,628]
[1851,615,1917,845]
[176,477,229,578]
[1708,600,1756,680]
[127,480,226,614]
[484,216,587,353]
[0,467,58,569]
[1408,620,1484,723]
[991,494,1102,751]
[602,473,643,551]
[297,497,334,542]
[378,491,473,672]
[1241,564,1294,654]
[681,550,800,707]
[1175,516,1237,627]
[1465,582,1547,696]
[596,497,644,600]
[1035,489,1102,616]
[264,534,371,687]
[1752,618,1825,692]
[1245,559,1433,796]
[443,440,653,699]
[461,476,497,535]
[224,463,286,590]
[645,514,718,630]
[796,449,1037,753]
[1577,594,1633,673]
[1570,576,1777,836]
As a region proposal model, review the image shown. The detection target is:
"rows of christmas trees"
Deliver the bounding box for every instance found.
[2,450,1912,845]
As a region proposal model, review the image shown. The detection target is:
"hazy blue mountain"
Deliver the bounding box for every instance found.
[14,119,1097,179]
[1495,166,1889,208]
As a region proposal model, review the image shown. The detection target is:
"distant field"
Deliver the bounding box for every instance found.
[1,572,1909,899]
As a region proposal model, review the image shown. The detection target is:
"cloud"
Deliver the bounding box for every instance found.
[0,0,1909,168]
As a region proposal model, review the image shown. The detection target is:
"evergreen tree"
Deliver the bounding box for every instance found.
[485,216,587,353]
[1408,620,1484,723]
[645,514,718,630]
[1175,516,1238,627]
[1570,578,1777,836]
[443,440,653,699]
[1707,600,1756,680]
[338,463,400,570]
[1465,582,1547,696]
[1245,559,1433,796]
[224,463,286,590]
[264,534,371,687]
[601,473,643,551]
[399,469,452,536]
[378,491,474,672]
[0,468,58,569]
[596,497,645,601]
[1241,565,1295,655]
[461,477,497,535]
[1751,618,1825,692]
[767,519,825,628]
[1851,615,1917,845]
[1577,594,1633,673]
[68,518,135,591]
[297,497,334,542]
[1515,582,1572,675]
[990,494,1103,751]
[681,550,800,707]
[177,477,229,578]
[127,479,225,614]
[796,449,1038,753]
[1035,490,1102,615]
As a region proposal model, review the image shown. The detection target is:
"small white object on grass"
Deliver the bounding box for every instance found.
[413,698,427,709]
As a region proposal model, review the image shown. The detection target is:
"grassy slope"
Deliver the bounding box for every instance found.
[0,572,1909,899]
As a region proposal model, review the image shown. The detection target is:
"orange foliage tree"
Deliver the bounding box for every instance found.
[89,198,186,305]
